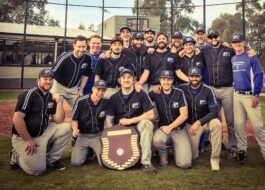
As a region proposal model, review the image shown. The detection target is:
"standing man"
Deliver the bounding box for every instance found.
[120,26,132,49]
[201,30,237,158]
[10,69,71,175]
[194,25,210,50]
[51,35,92,108]
[231,34,265,164]
[170,31,183,54]
[78,34,104,95]
[106,69,157,174]
[71,80,109,167]
[144,27,156,48]
[137,32,188,92]
[150,70,192,169]
[94,36,135,98]
[179,67,222,171]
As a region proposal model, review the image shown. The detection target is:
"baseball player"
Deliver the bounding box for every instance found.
[231,34,265,164]
[71,80,109,167]
[136,32,188,92]
[10,69,71,175]
[94,36,135,98]
[194,25,210,50]
[51,35,92,108]
[120,26,132,49]
[77,34,105,95]
[150,70,192,169]
[169,31,184,54]
[106,69,157,174]
[179,67,222,171]
[201,29,238,159]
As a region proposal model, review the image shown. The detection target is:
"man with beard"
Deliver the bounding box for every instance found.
[231,34,265,165]
[201,30,237,159]
[71,80,109,167]
[137,32,188,92]
[176,36,207,85]
[10,69,71,175]
[94,36,135,98]
[179,67,222,171]
[51,35,92,108]
[120,26,132,49]
[194,25,210,50]
[78,35,105,95]
[169,31,184,54]
[106,69,157,174]
[150,70,192,169]
[144,27,156,49]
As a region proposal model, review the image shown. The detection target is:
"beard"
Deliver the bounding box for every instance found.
[157,42,167,50]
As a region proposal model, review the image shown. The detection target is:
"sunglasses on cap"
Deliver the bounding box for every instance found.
[208,35,218,39]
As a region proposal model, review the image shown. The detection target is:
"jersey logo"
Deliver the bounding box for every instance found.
[47,102,54,108]
[199,100,207,105]
[81,63,88,68]
[172,102,179,108]
[195,62,201,66]
[99,111,106,118]
[132,102,140,109]
[167,57,174,63]
[222,52,230,57]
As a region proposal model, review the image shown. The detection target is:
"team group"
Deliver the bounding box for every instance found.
[10,25,265,175]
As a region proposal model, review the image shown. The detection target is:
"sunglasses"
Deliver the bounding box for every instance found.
[208,35,218,39]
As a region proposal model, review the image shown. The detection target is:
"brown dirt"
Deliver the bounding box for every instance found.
[0,102,258,144]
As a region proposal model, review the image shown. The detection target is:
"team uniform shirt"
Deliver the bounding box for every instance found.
[72,95,109,134]
[231,51,264,95]
[123,47,147,81]
[142,50,181,85]
[52,52,92,88]
[176,52,206,84]
[107,89,154,125]
[77,50,104,94]
[149,88,187,130]
[94,54,136,88]
[179,83,219,125]
[201,45,235,87]
[12,87,57,137]
[195,43,211,50]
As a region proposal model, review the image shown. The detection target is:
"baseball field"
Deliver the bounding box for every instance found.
[0,91,264,190]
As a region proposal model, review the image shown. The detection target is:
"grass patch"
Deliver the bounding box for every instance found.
[0,135,264,190]
[0,91,20,102]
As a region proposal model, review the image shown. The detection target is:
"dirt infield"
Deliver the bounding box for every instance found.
[0,101,257,144]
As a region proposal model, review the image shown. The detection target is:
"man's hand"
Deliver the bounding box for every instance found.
[119,118,133,126]
[189,121,201,136]
[178,49,186,57]
[160,125,172,135]
[221,41,230,47]
[72,128,80,137]
[134,82,143,92]
[52,93,63,103]
[152,85,161,94]
[147,47,155,54]
[252,96,260,108]
[100,50,111,59]
[25,139,38,156]
[247,49,256,57]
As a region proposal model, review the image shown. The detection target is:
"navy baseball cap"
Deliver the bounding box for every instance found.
[120,69,134,77]
[172,31,183,39]
[195,25,205,33]
[159,70,174,79]
[231,34,244,43]
[208,30,219,38]
[120,26,131,33]
[145,27,155,35]
[38,69,54,78]
[93,80,107,89]
[183,36,196,45]
[132,32,144,40]
[188,67,201,76]
[156,32,169,40]
[111,36,123,45]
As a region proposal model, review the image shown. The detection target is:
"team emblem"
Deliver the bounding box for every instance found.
[172,102,179,108]
[199,100,207,105]
[132,102,140,109]
[223,52,230,57]
[81,63,88,68]
[167,57,174,63]
[99,111,106,118]
[47,102,54,108]
[196,62,201,66]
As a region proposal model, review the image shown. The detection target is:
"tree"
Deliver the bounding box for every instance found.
[0,0,60,27]
[88,23,96,32]
[133,0,198,34]
[78,23,85,30]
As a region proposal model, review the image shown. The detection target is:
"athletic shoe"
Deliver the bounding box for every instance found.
[238,150,246,165]
[227,149,237,160]
[210,159,220,171]
[9,148,20,170]
[141,164,158,174]
[48,161,66,171]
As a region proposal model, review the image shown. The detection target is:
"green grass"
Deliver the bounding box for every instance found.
[0,135,264,190]
[0,91,20,102]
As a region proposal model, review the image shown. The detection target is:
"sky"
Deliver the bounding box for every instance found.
[45,0,256,31]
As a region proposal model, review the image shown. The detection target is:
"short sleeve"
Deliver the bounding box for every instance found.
[142,55,151,70]
[83,56,93,76]
[93,58,104,75]
[141,91,154,112]
[15,91,33,113]
[207,87,218,108]
[106,96,116,117]
[174,55,183,71]
[71,99,80,120]
[178,90,187,108]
